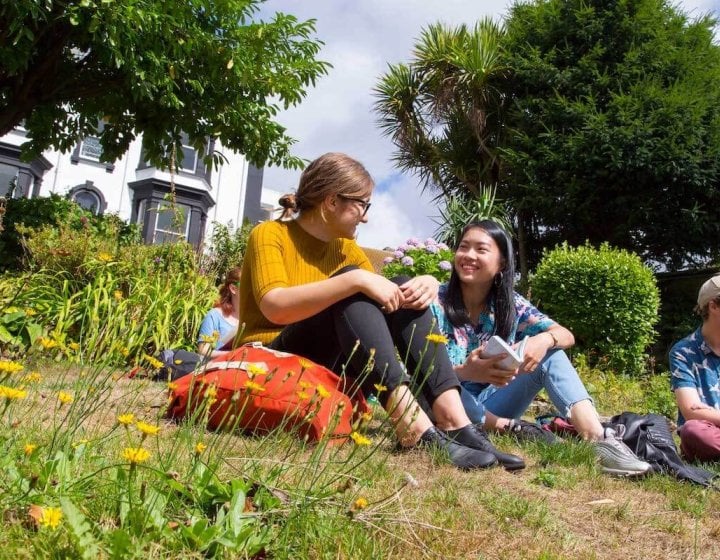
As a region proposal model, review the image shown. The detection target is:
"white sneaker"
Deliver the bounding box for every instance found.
[594,426,652,477]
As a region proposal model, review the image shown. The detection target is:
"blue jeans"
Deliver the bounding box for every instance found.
[460,349,592,424]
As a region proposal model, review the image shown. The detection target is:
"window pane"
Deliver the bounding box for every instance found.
[155,202,189,234]
[154,230,185,244]
[0,163,18,197]
[73,190,100,214]
[80,136,102,160]
[179,145,197,172]
[136,199,146,228]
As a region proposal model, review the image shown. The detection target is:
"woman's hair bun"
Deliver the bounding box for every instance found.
[278,193,298,211]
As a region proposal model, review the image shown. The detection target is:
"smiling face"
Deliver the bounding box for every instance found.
[326,187,372,239]
[454,226,505,287]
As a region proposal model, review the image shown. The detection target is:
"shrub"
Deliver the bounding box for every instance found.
[0,194,139,272]
[381,238,454,282]
[201,220,254,283]
[574,353,677,420]
[2,210,213,362]
[531,242,660,375]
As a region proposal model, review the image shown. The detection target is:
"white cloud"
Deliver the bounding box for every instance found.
[257,0,718,248]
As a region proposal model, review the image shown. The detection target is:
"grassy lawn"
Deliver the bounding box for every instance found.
[0,359,718,559]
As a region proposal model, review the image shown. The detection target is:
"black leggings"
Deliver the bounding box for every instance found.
[268,272,459,408]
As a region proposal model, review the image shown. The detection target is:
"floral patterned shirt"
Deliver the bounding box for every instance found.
[430,284,555,371]
[669,328,720,426]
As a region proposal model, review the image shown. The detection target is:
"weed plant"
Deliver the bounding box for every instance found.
[0,347,419,558]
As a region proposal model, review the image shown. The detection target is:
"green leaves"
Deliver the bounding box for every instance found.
[503,0,720,269]
[374,18,509,200]
[60,498,102,560]
[1,0,329,170]
[531,242,660,375]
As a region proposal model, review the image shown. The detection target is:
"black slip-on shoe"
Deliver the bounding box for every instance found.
[417,426,498,470]
[509,420,562,445]
[445,424,526,471]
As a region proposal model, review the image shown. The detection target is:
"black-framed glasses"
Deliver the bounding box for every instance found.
[338,194,372,216]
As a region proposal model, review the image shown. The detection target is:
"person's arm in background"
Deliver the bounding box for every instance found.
[675,387,720,426]
[197,310,226,358]
[670,343,720,426]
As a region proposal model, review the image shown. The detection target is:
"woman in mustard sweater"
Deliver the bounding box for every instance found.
[238,152,523,471]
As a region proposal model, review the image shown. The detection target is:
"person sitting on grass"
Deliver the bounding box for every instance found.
[197,267,241,358]
[430,220,651,477]
[236,152,524,471]
[669,274,720,462]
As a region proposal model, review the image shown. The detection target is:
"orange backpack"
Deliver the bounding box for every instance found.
[166,344,369,444]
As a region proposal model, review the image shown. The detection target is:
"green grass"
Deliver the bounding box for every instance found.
[0,353,718,559]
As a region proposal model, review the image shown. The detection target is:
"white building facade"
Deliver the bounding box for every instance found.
[0,126,282,248]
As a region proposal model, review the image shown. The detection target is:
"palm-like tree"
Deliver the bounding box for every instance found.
[374,19,509,200]
[374,19,529,273]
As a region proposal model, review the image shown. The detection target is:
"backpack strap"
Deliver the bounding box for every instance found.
[203,360,269,373]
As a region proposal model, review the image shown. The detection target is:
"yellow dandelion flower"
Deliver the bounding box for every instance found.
[57,391,73,405]
[117,413,135,425]
[68,342,80,351]
[204,385,218,399]
[24,443,37,456]
[135,421,160,436]
[244,380,266,392]
[97,252,113,263]
[373,383,387,394]
[143,354,164,370]
[350,431,372,446]
[38,337,58,350]
[113,290,123,301]
[246,363,267,378]
[298,380,313,390]
[122,447,150,464]
[38,507,63,529]
[425,333,448,345]
[316,384,331,399]
[296,390,310,401]
[199,331,219,344]
[353,497,369,510]
[167,382,179,391]
[0,360,24,374]
[120,347,130,358]
[22,372,42,384]
[298,357,314,371]
[24,308,37,317]
[0,385,28,400]
[361,411,373,423]
[195,442,207,454]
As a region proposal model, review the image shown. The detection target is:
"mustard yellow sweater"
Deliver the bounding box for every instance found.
[238,220,373,345]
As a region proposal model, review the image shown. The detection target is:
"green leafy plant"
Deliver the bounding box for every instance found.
[531,243,660,375]
[0,194,139,272]
[381,238,454,282]
[200,220,254,283]
[433,189,512,247]
[0,305,44,353]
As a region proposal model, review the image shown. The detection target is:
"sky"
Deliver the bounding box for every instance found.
[257,0,719,250]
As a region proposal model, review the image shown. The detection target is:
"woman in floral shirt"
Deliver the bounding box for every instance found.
[431,220,650,476]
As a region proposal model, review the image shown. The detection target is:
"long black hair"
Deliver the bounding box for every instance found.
[444,220,516,341]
